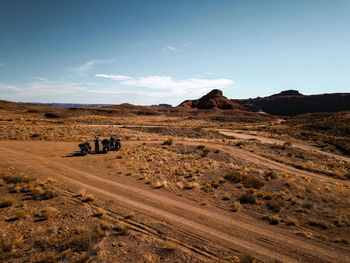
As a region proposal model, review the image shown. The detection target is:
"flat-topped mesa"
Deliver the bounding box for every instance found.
[273,90,303,97]
[178,89,244,110]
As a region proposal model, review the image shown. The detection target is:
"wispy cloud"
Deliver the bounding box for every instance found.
[0,73,234,105]
[162,45,179,52]
[95,74,131,81]
[66,60,113,75]
[95,74,234,101]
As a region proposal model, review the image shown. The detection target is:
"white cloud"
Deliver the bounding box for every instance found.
[66,60,113,75]
[0,74,235,105]
[95,74,131,81]
[95,74,234,101]
[162,45,179,52]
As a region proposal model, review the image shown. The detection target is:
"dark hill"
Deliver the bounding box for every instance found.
[178,89,244,110]
[232,90,350,116]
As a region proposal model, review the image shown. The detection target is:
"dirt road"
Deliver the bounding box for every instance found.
[0,140,349,263]
[219,130,350,163]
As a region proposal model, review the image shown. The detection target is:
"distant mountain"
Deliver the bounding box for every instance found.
[178,89,245,110]
[232,90,350,116]
[22,103,114,108]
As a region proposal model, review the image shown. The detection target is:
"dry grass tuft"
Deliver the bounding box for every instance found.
[15,209,26,219]
[166,237,179,251]
[0,198,15,208]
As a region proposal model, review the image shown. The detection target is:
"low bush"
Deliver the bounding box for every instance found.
[16,209,26,219]
[162,138,173,146]
[239,193,256,204]
[231,201,241,212]
[0,198,14,208]
[308,219,332,229]
[83,195,95,202]
[262,215,280,225]
[225,171,265,189]
[266,199,284,213]
[211,180,220,188]
[114,223,128,236]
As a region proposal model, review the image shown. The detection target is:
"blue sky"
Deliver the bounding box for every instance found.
[0,0,349,105]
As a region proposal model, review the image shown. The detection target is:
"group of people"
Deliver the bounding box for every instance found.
[94,136,121,153]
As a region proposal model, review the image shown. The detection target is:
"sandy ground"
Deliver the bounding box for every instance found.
[0,140,349,263]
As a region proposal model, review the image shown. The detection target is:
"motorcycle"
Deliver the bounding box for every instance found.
[102,139,110,154]
[79,142,92,156]
[115,139,121,151]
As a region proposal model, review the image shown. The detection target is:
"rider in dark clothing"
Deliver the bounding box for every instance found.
[94,136,99,153]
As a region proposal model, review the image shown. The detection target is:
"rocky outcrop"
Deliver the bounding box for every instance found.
[178,89,244,110]
[232,90,350,116]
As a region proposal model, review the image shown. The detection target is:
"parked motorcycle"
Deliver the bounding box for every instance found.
[79,142,92,156]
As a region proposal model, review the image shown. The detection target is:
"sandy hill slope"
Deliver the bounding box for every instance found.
[232,90,350,116]
[178,89,245,110]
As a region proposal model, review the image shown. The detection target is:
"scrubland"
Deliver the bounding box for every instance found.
[0,101,349,262]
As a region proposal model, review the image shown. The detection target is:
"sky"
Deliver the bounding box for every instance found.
[0,0,349,105]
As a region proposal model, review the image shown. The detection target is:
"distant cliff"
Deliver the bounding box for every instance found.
[232,90,350,116]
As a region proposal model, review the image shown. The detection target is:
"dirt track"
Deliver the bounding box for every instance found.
[218,130,350,163]
[0,140,349,263]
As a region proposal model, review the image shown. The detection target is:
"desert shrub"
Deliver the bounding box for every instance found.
[1,173,31,184]
[239,253,255,263]
[114,223,128,235]
[183,182,194,190]
[44,113,59,118]
[93,208,104,218]
[162,138,173,146]
[266,199,284,213]
[225,171,265,189]
[308,219,332,229]
[302,202,313,210]
[153,180,167,189]
[83,195,95,202]
[40,210,51,220]
[243,177,265,189]
[201,148,210,157]
[195,167,202,173]
[222,193,230,200]
[257,192,264,198]
[262,215,280,225]
[239,193,256,204]
[41,189,57,200]
[264,170,277,179]
[211,180,220,188]
[204,182,211,188]
[284,216,298,226]
[0,236,22,253]
[68,225,106,252]
[0,198,14,208]
[231,201,241,212]
[16,209,26,219]
[224,171,243,183]
[263,193,273,200]
[166,238,179,251]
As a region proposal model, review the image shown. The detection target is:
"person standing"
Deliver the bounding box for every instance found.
[94,136,99,153]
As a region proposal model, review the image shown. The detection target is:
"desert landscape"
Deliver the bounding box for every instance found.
[0,89,349,263]
[2,1,350,262]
